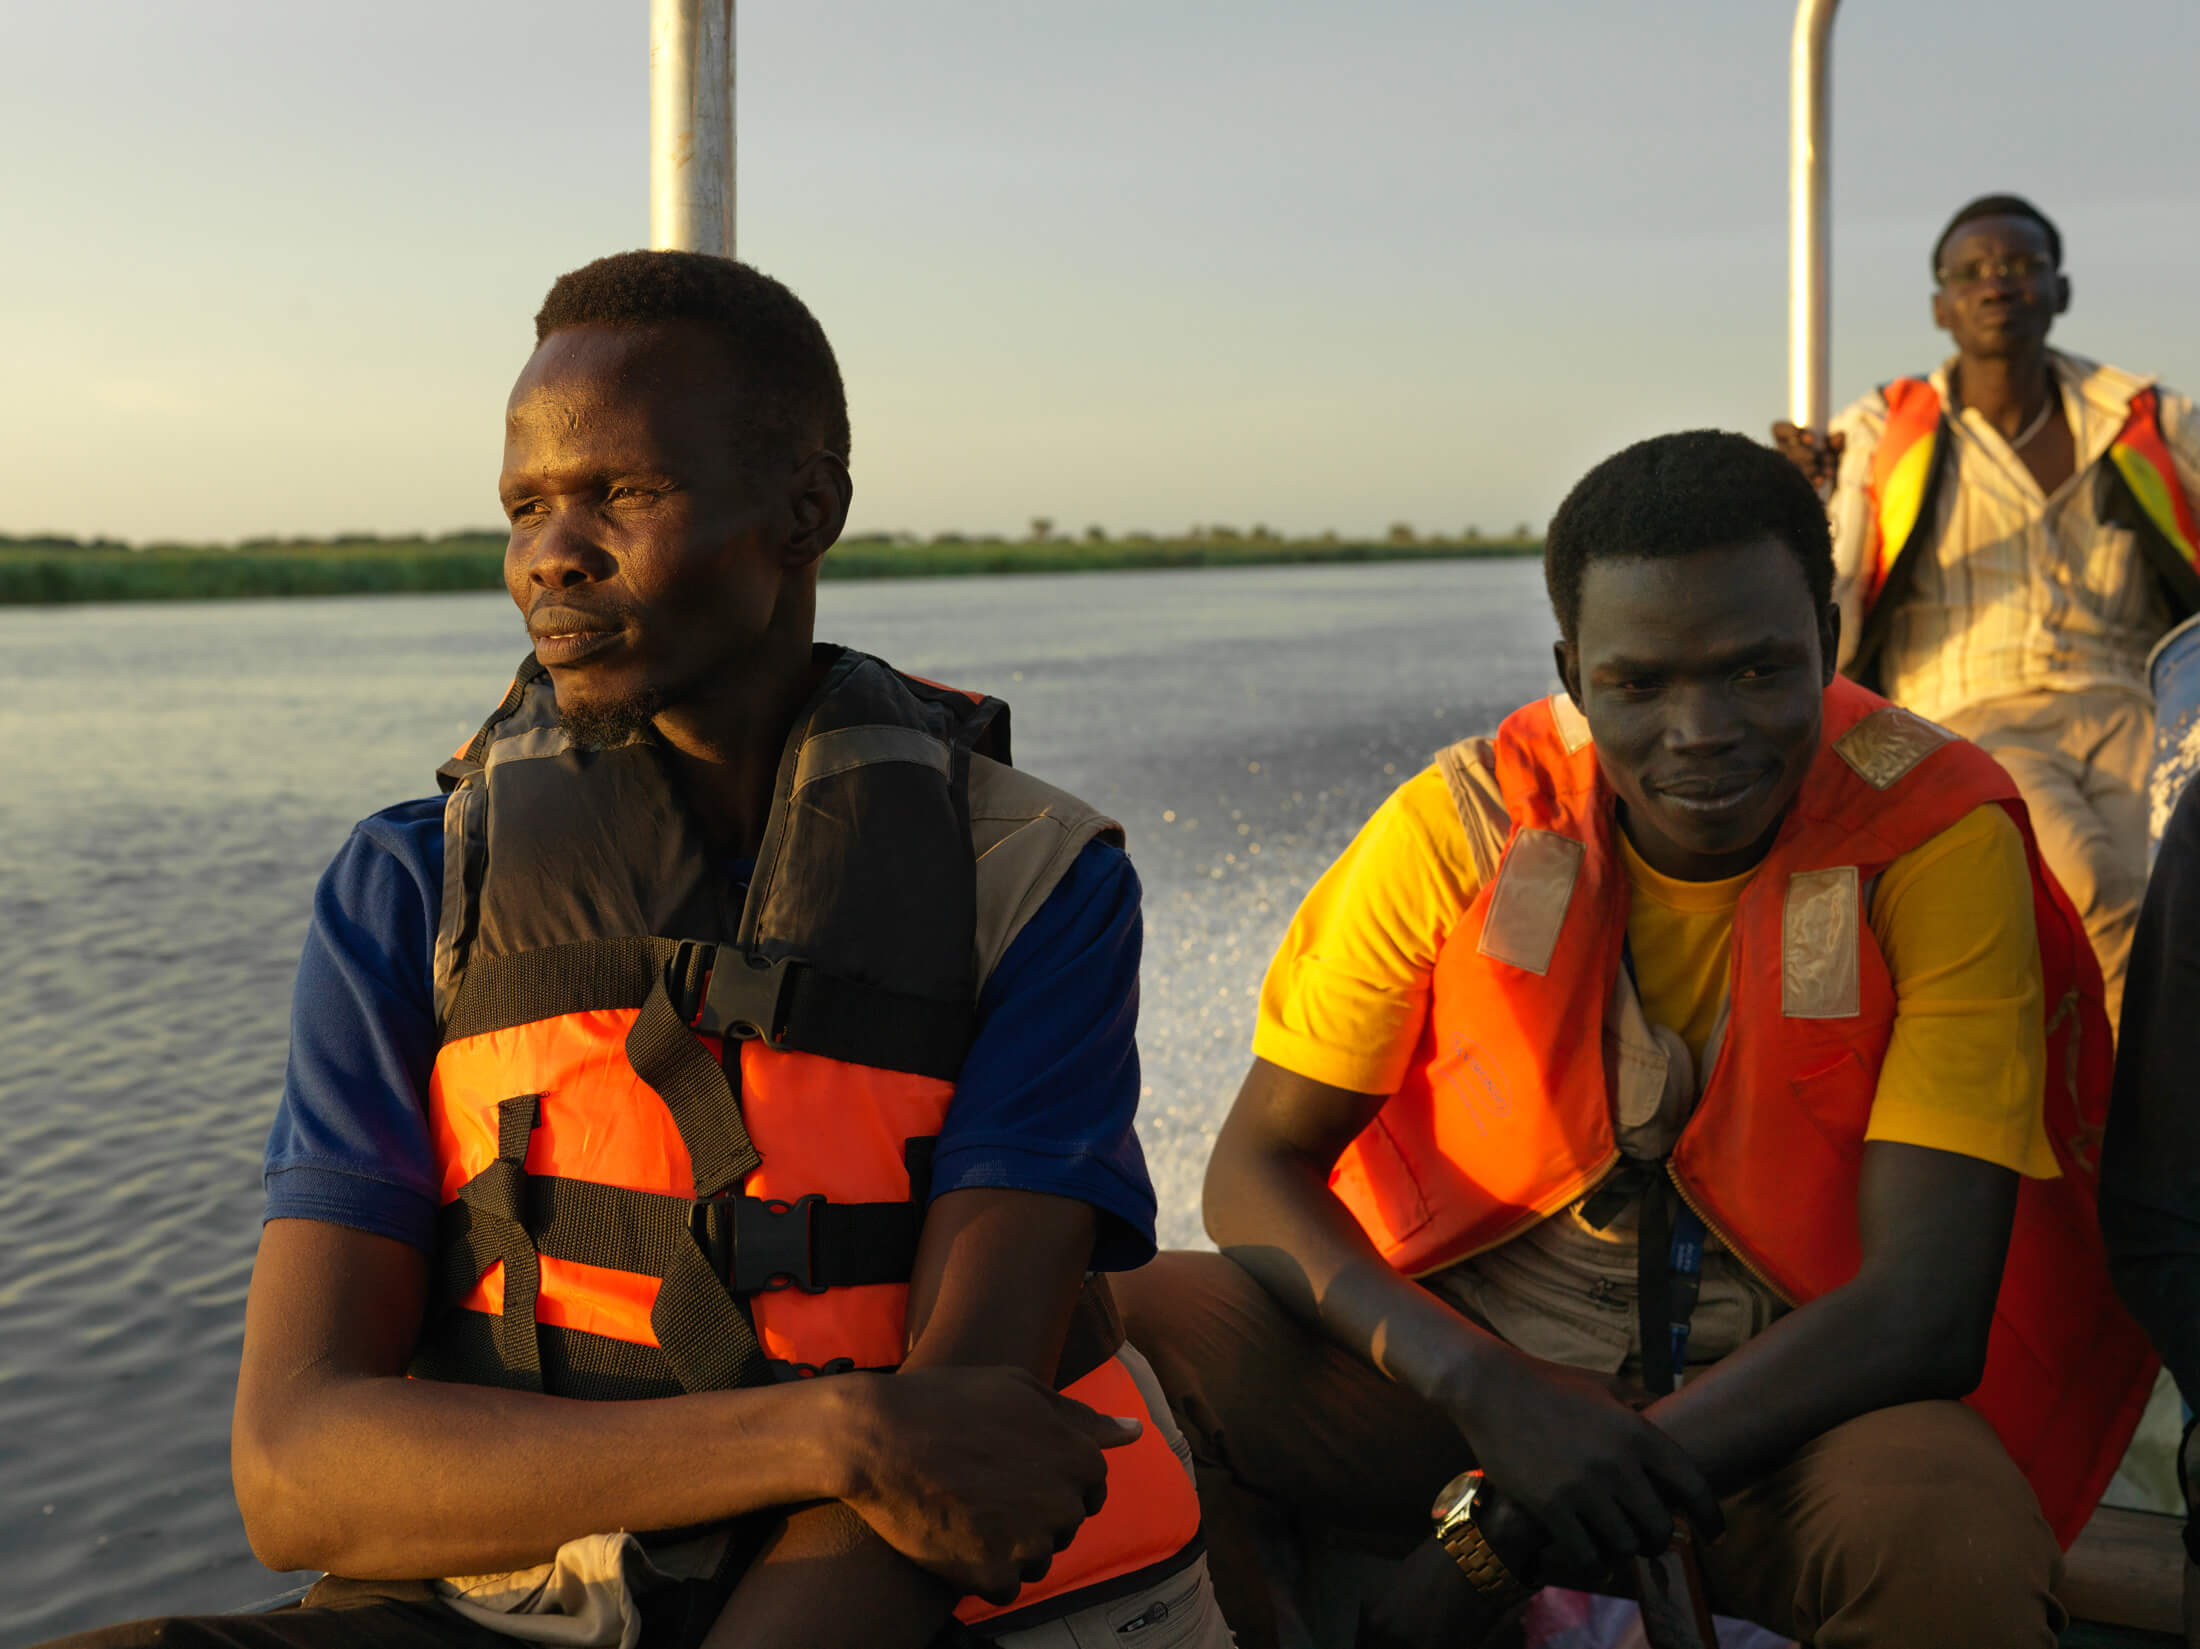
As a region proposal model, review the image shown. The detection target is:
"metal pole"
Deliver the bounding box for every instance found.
[1789,0,1840,431]
[650,0,735,256]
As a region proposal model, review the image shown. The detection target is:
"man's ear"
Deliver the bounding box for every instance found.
[1555,639,1584,710]
[1930,288,1952,335]
[785,451,853,570]
[2053,273,2072,317]
[1819,603,1841,687]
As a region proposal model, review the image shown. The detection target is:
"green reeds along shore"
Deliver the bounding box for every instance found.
[0,528,1540,606]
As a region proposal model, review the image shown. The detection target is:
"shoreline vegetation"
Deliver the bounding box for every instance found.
[0,522,1540,606]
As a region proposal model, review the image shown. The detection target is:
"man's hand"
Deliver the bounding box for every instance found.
[1770,421,1845,491]
[835,1366,1139,1602]
[705,1188,1112,1647]
[1446,1344,1722,1580]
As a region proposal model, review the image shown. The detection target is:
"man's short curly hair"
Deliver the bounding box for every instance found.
[534,250,851,466]
[1931,194,2062,279]
[1543,430,1833,646]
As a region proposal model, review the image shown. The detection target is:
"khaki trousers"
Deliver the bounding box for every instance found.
[1937,687,2152,1031]
[1117,1251,2063,1649]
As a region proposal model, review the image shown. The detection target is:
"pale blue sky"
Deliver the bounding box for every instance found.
[4,1,2195,543]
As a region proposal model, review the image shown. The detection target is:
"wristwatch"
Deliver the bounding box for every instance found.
[1430,1469,1528,1604]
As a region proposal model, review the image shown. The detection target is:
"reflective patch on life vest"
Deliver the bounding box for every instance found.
[1547,692,1594,754]
[1782,865,1861,1019]
[1831,706,1953,790]
[1476,828,1583,976]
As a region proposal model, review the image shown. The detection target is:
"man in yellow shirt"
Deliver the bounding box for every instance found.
[1117,431,2146,1647]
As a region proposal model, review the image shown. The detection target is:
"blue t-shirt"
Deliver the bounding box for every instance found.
[263,799,1157,1270]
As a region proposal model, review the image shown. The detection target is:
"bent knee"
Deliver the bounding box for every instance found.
[1114,1251,1281,1389]
[1797,1403,2060,1643]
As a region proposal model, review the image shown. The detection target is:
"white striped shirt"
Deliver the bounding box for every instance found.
[1827,349,2200,722]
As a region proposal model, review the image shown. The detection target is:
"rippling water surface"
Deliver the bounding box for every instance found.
[0,562,1557,1642]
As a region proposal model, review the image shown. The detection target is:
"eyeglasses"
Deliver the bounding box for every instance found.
[1936,254,2057,288]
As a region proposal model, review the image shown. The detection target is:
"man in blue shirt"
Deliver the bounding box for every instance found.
[48,252,1222,1649]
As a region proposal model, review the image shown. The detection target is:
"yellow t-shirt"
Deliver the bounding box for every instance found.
[1254,764,2057,1179]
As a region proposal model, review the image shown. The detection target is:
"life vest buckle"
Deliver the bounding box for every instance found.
[695,949,796,1046]
[691,1191,830,1296]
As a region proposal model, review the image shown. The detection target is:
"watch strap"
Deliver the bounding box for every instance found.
[1438,1514,1528,1604]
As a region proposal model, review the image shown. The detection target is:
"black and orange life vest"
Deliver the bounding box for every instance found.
[410,644,1202,1629]
[1329,679,2157,1546]
[1850,375,2200,684]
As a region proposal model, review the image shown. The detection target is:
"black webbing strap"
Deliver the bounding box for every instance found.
[443,938,976,1083]
[695,951,972,1082]
[443,937,681,1045]
[1638,1177,1677,1397]
[1635,1178,1705,1399]
[904,1137,936,1210]
[627,944,772,1394]
[413,1310,685,1402]
[421,1095,545,1391]
[435,1173,924,1295]
[633,942,761,1197]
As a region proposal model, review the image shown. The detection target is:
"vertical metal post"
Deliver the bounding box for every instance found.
[1789,0,1840,431]
[650,0,736,256]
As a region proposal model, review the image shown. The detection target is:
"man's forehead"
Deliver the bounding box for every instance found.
[1944,215,2052,257]
[504,322,736,441]
[511,322,729,406]
[1577,542,1818,651]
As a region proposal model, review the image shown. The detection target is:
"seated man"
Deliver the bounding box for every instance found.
[1773,193,2200,1031]
[50,252,1221,1649]
[1118,431,2155,1647]
[2102,774,2200,1593]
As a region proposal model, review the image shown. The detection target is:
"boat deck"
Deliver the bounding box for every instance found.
[2061,1504,2184,1645]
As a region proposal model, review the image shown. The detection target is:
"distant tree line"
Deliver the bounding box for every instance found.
[0,524,1541,605]
[2,523,1542,555]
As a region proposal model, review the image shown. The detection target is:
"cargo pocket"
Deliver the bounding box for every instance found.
[1091,1556,1221,1648]
[986,1553,1225,1649]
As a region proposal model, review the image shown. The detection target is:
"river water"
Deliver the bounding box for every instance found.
[0,561,1561,1642]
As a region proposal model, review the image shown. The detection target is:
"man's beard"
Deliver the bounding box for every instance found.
[558,684,671,752]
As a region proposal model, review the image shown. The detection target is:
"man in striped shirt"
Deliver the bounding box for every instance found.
[1774,194,2200,1026]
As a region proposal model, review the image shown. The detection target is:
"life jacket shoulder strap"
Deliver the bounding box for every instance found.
[1434,735,1510,887]
[968,753,1125,986]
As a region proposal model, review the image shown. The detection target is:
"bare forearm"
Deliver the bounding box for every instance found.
[1205,1125,1500,1412]
[1647,1276,1985,1494]
[235,1373,851,1578]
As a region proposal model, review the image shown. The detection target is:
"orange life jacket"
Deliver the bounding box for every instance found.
[1850,376,2200,684]
[1330,678,2156,1546]
[414,645,1202,1629]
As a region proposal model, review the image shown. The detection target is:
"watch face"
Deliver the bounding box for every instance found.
[1430,1470,1483,1526]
